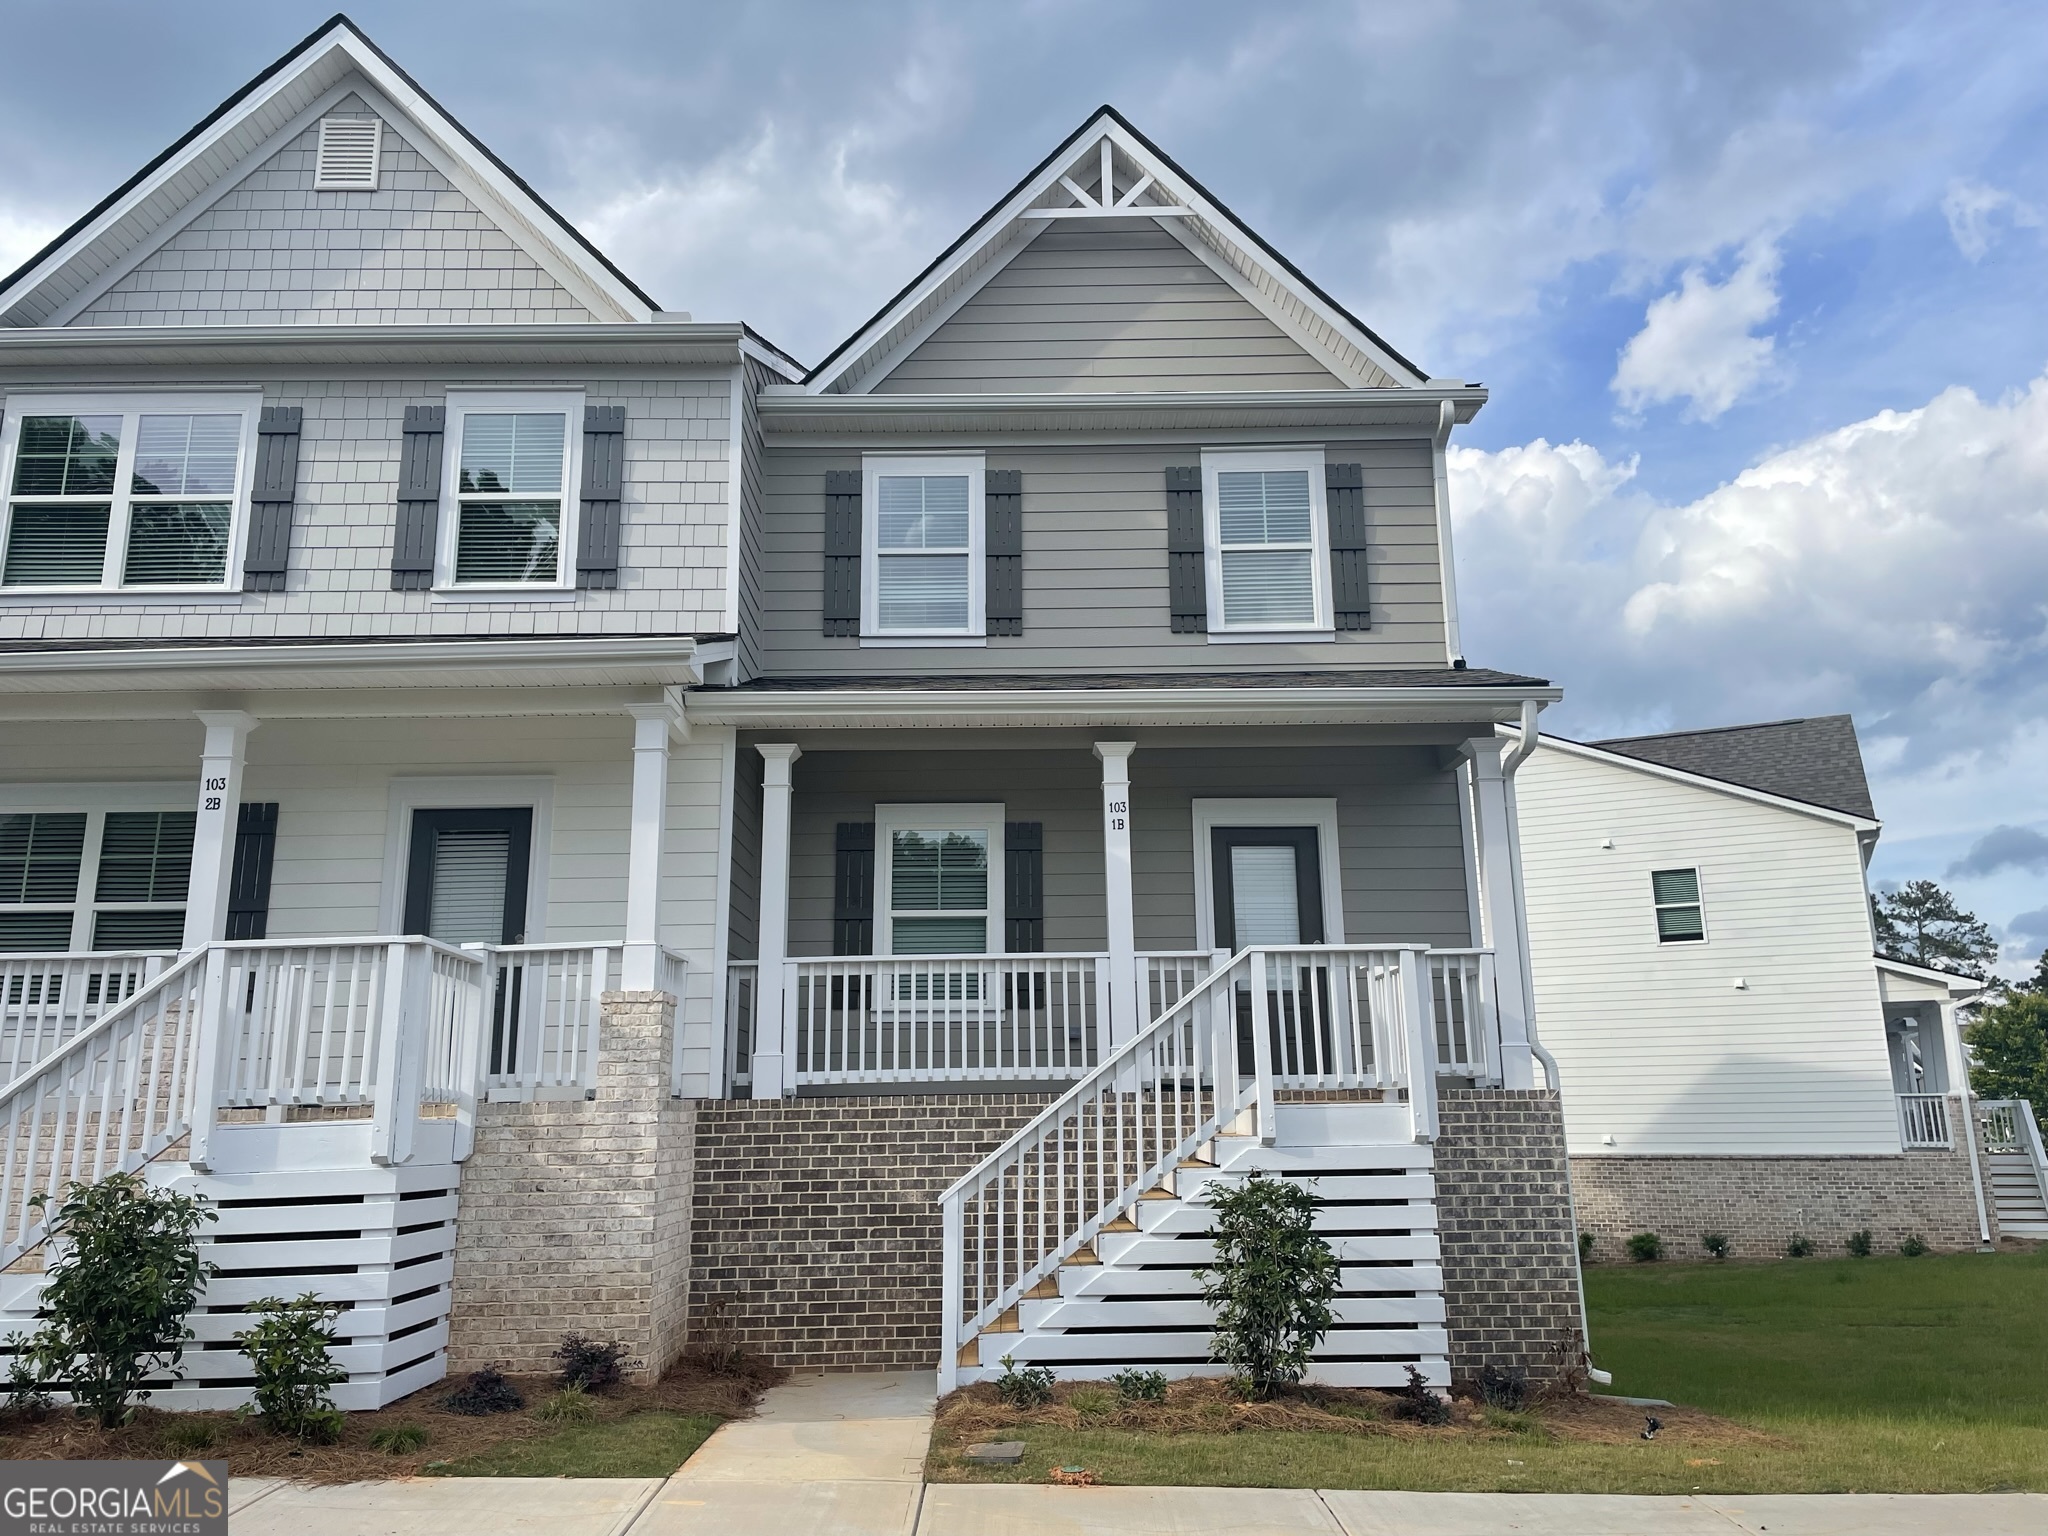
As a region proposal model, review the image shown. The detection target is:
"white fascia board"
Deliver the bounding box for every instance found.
[0,634,706,693]
[811,110,1426,395]
[1874,956,1987,999]
[0,323,749,371]
[686,683,1560,731]
[1,25,653,326]
[1532,732,1882,833]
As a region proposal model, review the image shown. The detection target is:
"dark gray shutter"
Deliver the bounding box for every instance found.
[242,407,301,592]
[390,405,445,590]
[225,802,279,941]
[832,821,875,955]
[576,404,626,589]
[823,470,862,636]
[1327,461,1369,631]
[1165,466,1206,633]
[985,468,1023,636]
[1005,822,1043,953]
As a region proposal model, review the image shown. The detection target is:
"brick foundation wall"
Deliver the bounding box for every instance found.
[1572,1106,1989,1262]
[1433,1088,1584,1380]
[449,991,694,1381]
[690,1094,1054,1371]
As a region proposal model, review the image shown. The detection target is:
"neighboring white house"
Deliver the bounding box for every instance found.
[1514,715,2021,1257]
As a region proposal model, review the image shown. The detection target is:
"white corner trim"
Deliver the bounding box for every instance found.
[1190,797,1345,952]
[377,774,555,940]
[724,368,744,637]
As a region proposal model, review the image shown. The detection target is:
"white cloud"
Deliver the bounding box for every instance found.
[1940,177,2041,261]
[0,204,59,275]
[1610,243,1783,420]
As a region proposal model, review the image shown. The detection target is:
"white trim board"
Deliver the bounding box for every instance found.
[1191,798,1345,952]
[377,775,556,941]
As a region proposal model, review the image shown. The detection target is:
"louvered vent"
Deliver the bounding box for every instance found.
[314,117,382,190]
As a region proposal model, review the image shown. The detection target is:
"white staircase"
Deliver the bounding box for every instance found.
[939,945,1492,1391]
[1980,1100,2048,1239]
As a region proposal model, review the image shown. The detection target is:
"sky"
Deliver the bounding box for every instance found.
[1,1,2045,972]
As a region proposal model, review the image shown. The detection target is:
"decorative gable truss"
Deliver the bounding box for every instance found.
[0,16,658,328]
[804,108,1432,396]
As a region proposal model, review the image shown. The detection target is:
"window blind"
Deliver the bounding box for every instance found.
[1229,845,1304,945]
[427,828,512,946]
[0,813,85,903]
[96,812,196,903]
[1651,868,1705,942]
[875,474,970,630]
[454,411,565,584]
[1217,469,1316,626]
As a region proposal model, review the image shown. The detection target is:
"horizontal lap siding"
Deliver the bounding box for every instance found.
[1516,747,1899,1156]
[759,440,1448,672]
[871,221,1346,394]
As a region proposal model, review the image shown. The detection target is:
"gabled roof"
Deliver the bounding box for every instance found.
[1592,716,1876,820]
[802,106,1435,397]
[0,13,659,327]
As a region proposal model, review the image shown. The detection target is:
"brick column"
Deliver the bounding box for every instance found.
[448,989,695,1381]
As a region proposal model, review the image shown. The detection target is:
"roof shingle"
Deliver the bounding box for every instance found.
[1591,715,1875,819]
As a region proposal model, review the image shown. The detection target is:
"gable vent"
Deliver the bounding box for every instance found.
[315,117,382,191]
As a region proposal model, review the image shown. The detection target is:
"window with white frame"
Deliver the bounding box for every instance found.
[0,809,194,952]
[0,396,258,591]
[1201,449,1329,632]
[1651,867,1706,943]
[875,804,1004,955]
[863,455,983,636]
[440,392,583,588]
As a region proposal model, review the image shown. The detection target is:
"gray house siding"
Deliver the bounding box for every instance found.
[726,745,765,961]
[72,96,597,327]
[756,439,1448,673]
[737,356,774,680]
[871,220,1346,395]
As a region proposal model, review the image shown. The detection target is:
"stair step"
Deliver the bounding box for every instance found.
[1063,1245,1100,1267]
[983,1305,1020,1335]
[1102,1214,1140,1233]
[1140,1185,1176,1201]
[1024,1276,1061,1300]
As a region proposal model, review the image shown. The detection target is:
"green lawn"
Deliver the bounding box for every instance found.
[927,1248,2048,1492]
[442,1411,725,1477]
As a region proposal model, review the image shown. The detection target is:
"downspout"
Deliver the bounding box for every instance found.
[1499,700,1611,1384]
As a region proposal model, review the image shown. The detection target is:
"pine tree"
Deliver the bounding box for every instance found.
[1871,880,1999,979]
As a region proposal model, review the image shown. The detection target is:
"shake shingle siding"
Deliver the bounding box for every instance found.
[72,100,596,327]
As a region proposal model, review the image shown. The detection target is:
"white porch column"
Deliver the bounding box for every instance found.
[622,701,680,992]
[1094,741,1139,1050]
[181,710,258,953]
[751,743,802,1098]
[1462,736,1535,1089]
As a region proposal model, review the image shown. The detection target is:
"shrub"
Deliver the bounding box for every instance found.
[1899,1235,1930,1257]
[443,1366,525,1416]
[235,1294,347,1443]
[1847,1228,1873,1258]
[1111,1367,1167,1402]
[1701,1232,1731,1260]
[994,1355,1055,1409]
[1392,1364,1452,1425]
[553,1334,631,1392]
[1577,1231,1595,1263]
[1195,1170,1339,1397]
[1477,1363,1527,1412]
[535,1385,597,1424]
[1785,1234,1815,1258]
[370,1423,428,1454]
[161,1416,217,1454]
[683,1294,752,1377]
[5,1342,52,1418]
[1625,1232,1663,1263]
[17,1173,215,1427]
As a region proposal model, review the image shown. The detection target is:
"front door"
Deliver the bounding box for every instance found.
[1212,827,1333,1076]
[403,809,532,1074]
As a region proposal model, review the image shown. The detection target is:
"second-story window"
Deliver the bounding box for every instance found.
[1201,448,1330,634]
[863,454,984,636]
[441,392,583,589]
[1651,867,1707,943]
[0,396,257,592]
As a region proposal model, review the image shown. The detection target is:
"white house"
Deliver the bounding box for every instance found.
[1514,716,2038,1256]
[0,17,1590,1406]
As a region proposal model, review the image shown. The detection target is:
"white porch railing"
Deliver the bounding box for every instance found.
[472,943,620,1100]
[936,943,1449,1390]
[724,962,757,1095]
[1428,949,1498,1081]
[0,937,489,1271]
[1980,1097,2048,1177]
[1896,1092,1952,1149]
[787,955,1103,1087]
[0,952,172,1088]
[1143,951,1218,1019]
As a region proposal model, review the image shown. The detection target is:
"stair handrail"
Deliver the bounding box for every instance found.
[0,946,211,1270]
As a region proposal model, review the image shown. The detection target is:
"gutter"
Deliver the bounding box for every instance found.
[1499,699,1612,1384]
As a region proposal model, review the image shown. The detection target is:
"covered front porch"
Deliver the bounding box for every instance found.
[695,675,1558,1101]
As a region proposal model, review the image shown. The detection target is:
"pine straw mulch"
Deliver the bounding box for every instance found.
[0,1355,784,1483]
[932,1376,1780,1454]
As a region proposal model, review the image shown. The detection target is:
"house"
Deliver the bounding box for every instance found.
[0,17,1582,1406]
[1512,715,2042,1256]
